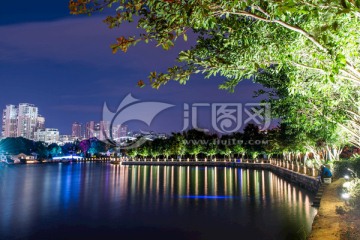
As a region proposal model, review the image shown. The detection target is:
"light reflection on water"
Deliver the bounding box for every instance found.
[0,163,316,240]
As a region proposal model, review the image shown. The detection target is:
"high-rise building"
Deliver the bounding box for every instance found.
[72,122,82,139]
[85,121,95,139]
[111,124,121,139]
[59,135,75,145]
[2,105,18,138]
[34,128,59,144]
[94,123,100,139]
[36,115,45,131]
[16,103,39,139]
[119,125,128,137]
[2,103,45,140]
[99,121,110,141]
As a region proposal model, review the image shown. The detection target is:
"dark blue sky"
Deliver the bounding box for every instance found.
[0,1,268,135]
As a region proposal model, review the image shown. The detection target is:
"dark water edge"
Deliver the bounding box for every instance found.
[0,163,317,240]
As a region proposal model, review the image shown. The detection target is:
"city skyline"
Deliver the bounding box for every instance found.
[1,102,132,143]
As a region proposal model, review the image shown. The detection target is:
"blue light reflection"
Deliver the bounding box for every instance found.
[179,195,238,199]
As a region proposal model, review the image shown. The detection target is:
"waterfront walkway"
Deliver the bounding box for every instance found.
[308,178,346,240]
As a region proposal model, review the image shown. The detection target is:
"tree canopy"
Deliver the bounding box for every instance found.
[69,1,360,161]
[70,0,360,91]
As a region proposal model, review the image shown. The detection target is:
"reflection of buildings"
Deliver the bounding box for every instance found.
[2,103,46,140]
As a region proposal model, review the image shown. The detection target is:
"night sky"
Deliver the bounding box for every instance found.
[0,1,267,135]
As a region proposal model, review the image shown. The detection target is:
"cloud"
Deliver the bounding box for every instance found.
[0,17,189,71]
[52,104,103,113]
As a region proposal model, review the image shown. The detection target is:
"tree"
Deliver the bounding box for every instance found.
[160,139,172,159]
[61,142,77,155]
[205,134,219,159]
[138,142,150,158]
[70,1,360,149]
[233,144,245,159]
[86,138,108,156]
[170,133,186,158]
[0,137,35,155]
[48,143,62,157]
[126,148,138,159]
[243,123,264,156]
[149,139,162,158]
[79,139,90,156]
[70,0,360,90]
[34,141,48,159]
[255,68,352,166]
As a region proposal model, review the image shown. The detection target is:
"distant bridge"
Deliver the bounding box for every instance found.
[53,155,84,160]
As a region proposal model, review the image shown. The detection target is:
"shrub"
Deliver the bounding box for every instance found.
[333,155,360,178]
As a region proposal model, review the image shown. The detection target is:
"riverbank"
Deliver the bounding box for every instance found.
[122,161,320,192]
[308,179,346,239]
[308,178,360,240]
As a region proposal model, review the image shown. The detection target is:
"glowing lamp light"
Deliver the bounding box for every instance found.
[343,182,351,189]
[342,193,351,200]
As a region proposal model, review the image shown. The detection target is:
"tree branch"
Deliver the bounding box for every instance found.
[289,61,326,74]
[214,9,328,53]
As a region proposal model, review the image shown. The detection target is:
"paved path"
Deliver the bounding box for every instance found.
[308,178,346,240]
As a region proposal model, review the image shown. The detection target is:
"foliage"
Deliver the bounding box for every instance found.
[0,137,36,155]
[333,155,360,178]
[89,138,108,155]
[33,141,48,159]
[48,143,62,157]
[79,139,91,155]
[255,68,353,166]
[138,142,150,157]
[343,177,360,210]
[69,1,360,161]
[70,0,360,92]
[126,148,138,158]
[61,142,79,155]
[79,138,108,156]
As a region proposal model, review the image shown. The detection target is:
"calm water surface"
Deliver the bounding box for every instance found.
[0,163,317,240]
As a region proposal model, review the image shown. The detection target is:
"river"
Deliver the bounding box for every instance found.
[0,163,317,239]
